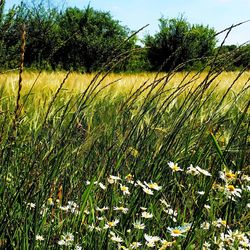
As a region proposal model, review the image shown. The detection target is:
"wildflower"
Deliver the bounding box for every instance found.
[142,187,154,195]
[168,161,183,172]
[99,182,106,190]
[104,219,119,228]
[239,236,250,248]
[114,206,129,214]
[187,164,200,176]
[212,218,227,228]
[144,234,161,247]
[66,201,79,214]
[35,235,44,241]
[202,241,211,250]
[40,205,48,216]
[95,226,102,232]
[213,236,224,249]
[120,184,130,195]
[75,244,82,250]
[197,191,205,195]
[128,147,139,157]
[141,211,153,218]
[6,172,13,183]
[88,224,96,231]
[219,169,237,182]
[136,180,146,188]
[84,209,90,214]
[219,232,234,247]
[88,224,102,232]
[107,175,121,184]
[204,204,211,210]
[118,244,128,250]
[96,206,109,212]
[58,240,66,246]
[230,230,247,242]
[58,232,74,246]
[195,166,212,177]
[130,241,142,249]
[200,221,210,230]
[180,223,191,232]
[225,184,242,199]
[160,199,170,208]
[110,233,123,243]
[133,221,145,230]
[241,174,250,182]
[26,202,36,209]
[97,216,105,221]
[144,181,162,191]
[212,182,223,190]
[63,232,74,244]
[47,197,54,206]
[159,240,175,250]
[140,207,147,211]
[167,227,184,237]
[164,208,177,221]
[125,173,134,183]
[164,208,177,217]
[59,205,69,212]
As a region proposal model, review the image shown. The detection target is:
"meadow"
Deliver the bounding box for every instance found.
[0,69,249,249]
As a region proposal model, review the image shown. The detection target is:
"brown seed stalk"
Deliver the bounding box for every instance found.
[13,24,26,129]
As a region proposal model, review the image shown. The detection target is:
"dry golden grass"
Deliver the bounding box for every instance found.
[0,70,249,102]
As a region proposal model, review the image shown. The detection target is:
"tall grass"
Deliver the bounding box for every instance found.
[0,62,249,248]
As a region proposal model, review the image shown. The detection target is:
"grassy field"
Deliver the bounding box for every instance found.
[0,70,249,249]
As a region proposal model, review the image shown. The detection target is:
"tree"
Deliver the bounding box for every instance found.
[145,16,217,71]
[233,44,250,69]
[0,0,5,24]
[0,2,21,69]
[3,2,61,69]
[53,6,135,72]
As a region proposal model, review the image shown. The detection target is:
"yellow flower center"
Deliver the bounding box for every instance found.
[221,220,227,226]
[225,172,236,179]
[108,221,114,227]
[227,185,235,192]
[121,186,128,191]
[125,174,133,181]
[172,165,179,171]
[47,197,54,205]
[172,229,181,235]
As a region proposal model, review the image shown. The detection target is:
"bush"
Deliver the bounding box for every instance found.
[145,16,217,71]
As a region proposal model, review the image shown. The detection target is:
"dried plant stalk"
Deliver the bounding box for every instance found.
[13,24,26,129]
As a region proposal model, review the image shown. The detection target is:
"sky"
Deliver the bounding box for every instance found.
[5,0,250,45]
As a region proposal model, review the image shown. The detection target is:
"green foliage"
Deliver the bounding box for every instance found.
[145,16,217,71]
[233,44,250,69]
[0,2,20,69]
[0,0,5,24]
[0,2,249,72]
[215,44,250,71]
[0,2,135,72]
[54,6,134,72]
[0,68,249,248]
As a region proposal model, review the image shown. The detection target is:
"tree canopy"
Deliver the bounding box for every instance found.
[0,2,249,72]
[145,16,217,71]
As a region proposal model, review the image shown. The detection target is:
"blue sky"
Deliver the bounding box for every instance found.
[5,0,250,45]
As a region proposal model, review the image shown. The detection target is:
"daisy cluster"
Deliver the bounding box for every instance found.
[30,162,250,249]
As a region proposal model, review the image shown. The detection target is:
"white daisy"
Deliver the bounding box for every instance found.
[168,161,183,172]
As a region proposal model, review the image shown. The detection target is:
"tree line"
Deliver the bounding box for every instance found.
[0,1,249,72]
